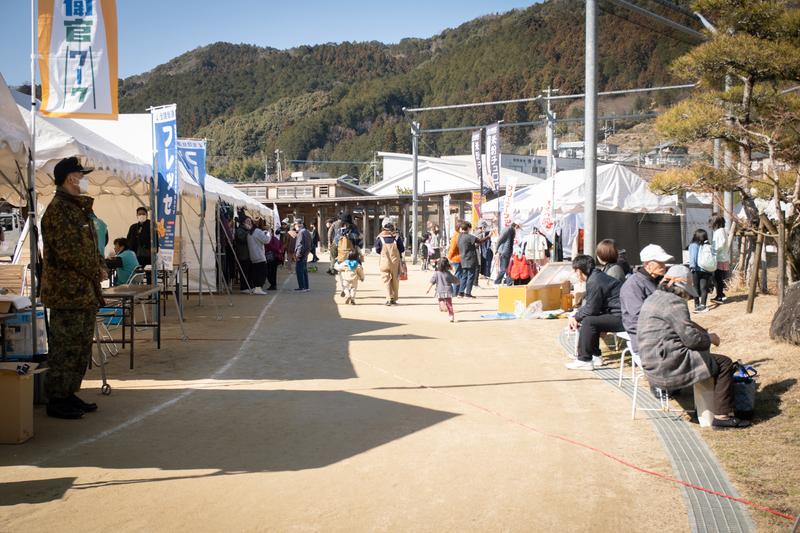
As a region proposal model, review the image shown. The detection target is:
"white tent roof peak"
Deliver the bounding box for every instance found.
[512,163,677,216]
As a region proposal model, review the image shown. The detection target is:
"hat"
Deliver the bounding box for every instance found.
[293,219,303,226]
[342,213,353,225]
[511,219,524,228]
[54,157,94,180]
[382,216,395,229]
[281,218,289,224]
[664,265,698,298]
[640,244,673,263]
[477,220,489,228]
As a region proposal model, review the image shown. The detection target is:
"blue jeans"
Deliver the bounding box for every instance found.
[296,258,309,290]
[494,254,511,286]
[462,266,476,296]
[453,262,463,294]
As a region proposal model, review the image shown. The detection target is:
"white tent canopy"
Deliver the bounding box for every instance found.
[512,163,678,216]
[0,73,29,203]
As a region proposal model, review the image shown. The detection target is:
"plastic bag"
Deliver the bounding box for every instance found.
[514,300,542,320]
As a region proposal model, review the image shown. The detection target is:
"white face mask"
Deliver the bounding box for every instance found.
[138,214,147,223]
[77,176,89,195]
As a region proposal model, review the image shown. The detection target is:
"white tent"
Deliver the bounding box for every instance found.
[0,74,29,204]
[512,163,678,216]
[73,112,271,292]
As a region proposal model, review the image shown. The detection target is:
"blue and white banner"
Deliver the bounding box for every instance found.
[177,139,206,192]
[153,105,178,270]
[485,122,500,193]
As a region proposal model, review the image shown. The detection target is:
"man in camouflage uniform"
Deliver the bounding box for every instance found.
[41,157,108,419]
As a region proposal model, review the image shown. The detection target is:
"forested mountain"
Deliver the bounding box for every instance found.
[117,0,702,181]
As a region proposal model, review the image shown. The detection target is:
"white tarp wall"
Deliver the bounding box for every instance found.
[0,74,30,205]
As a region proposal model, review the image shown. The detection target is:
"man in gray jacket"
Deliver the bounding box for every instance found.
[294,220,313,292]
[620,244,672,354]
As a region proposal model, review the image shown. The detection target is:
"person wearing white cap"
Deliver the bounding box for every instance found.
[637,265,750,430]
[620,244,673,355]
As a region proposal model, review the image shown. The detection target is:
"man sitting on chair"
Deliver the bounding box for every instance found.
[105,238,140,286]
[566,254,623,371]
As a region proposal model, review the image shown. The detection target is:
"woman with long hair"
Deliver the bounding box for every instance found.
[688,229,713,313]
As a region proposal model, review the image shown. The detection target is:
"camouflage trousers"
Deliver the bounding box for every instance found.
[44,308,96,400]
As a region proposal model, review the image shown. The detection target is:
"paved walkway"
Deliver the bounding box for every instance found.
[557,330,755,533]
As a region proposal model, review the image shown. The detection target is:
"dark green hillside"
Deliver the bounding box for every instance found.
[117,0,702,182]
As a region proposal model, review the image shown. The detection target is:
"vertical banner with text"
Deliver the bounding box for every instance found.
[177,139,206,192]
[38,0,118,119]
[153,105,178,270]
[502,176,518,229]
[485,122,500,193]
[443,194,451,242]
[471,192,483,226]
[471,130,488,195]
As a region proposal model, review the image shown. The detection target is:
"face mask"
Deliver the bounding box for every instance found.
[138,215,147,223]
[77,177,89,195]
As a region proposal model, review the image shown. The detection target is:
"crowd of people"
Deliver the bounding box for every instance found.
[564,213,748,431]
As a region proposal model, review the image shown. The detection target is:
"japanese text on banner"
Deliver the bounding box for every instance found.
[485,123,500,193]
[177,139,207,192]
[37,0,118,119]
[153,106,178,270]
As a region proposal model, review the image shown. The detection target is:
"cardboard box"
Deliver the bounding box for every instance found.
[6,310,48,360]
[497,280,570,313]
[0,362,47,444]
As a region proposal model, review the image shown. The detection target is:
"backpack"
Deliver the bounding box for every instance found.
[337,228,354,256]
[697,242,717,271]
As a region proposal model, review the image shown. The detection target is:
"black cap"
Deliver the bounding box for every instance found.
[54,157,94,180]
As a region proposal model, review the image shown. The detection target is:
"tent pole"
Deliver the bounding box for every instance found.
[584,0,599,258]
[198,194,204,305]
[29,0,39,359]
[179,213,226,317]
[149,114,159,342]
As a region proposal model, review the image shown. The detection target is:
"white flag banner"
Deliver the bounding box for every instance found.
[272,203,281,231]
[38,0,118,119]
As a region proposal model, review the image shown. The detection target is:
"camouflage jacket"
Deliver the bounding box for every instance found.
[40,187,107,309]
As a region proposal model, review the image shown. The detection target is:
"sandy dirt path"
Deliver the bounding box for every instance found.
[0,255,689,532]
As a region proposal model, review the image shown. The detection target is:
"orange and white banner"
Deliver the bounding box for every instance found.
[38,0,118,119]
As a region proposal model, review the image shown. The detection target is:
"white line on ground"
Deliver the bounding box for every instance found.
[28,276,290,467]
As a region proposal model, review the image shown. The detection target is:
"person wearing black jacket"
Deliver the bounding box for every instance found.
[567,254,623,370]
[309,223,320,262]
[126,206,152,266]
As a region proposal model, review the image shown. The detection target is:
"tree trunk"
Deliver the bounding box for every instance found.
[770,281,800,345]
[746,220,765,314]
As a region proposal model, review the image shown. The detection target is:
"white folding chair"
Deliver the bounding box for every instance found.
[631,368,671,419]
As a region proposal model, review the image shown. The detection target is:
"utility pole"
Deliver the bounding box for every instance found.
[274,149,284,182]
[584,0,599,257]
[263,158,270,182]
[542,86,559,180]
[411,122,420,264]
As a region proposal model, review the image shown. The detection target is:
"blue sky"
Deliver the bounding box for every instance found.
[1,1,534,88]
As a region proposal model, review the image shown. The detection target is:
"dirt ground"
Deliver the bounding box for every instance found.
[1,255,718,532]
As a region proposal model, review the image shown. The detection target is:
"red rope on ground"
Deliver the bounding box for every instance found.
[160,337,795,521]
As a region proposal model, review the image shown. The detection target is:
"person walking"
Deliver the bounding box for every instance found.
[375,217,405,305]
[235,217,252,292]
[246,220,270,295]
[264,230,284,291]
[310,223,320,262]
[688,229,713,313]
[334,248,365,304]
[493,221,520,287]
[294,220,312,292]
[457,221,481,298]
[709,213,730,304]
[426,258,461,322]
[41,157,107,419]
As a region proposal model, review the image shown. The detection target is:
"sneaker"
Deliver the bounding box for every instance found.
[567,353,578,360]
[463,294,477,299]
[457,293,465,298]
[710,297,724,304]
[266,286,277,291]
[252,287,267,295]
[592,356,604,368]
[390,300,398,306]
[302,288,310,292]
[241,289,251,295]
[350,300,356,305]
[46,398,85,419]
[565,360,594,370]
[693,305,709,313]
[344,296,351,304]
[385,301,392,306]
[712,417,751,431]
[68,394,98,412]
[294,288,305,292]
[449,316,454,322]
